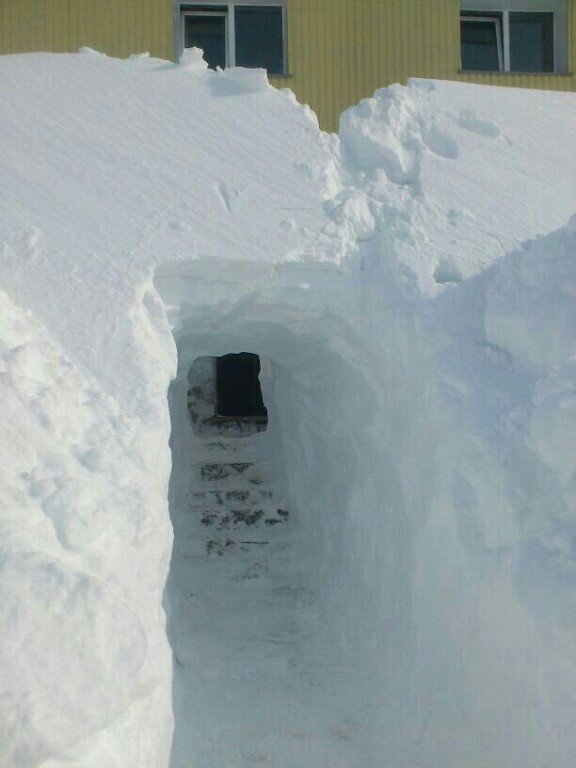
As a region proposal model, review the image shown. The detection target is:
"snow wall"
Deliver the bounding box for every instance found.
[1,50,576,767]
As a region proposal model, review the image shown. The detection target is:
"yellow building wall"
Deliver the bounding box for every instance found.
[0,0,173,61]
[271,0,576,130]
[1,0,574,132]
[270,0,463,130]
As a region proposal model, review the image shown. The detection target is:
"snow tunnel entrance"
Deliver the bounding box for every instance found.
[165,340,303,766]
[215,352,268,421]
[154,258,406,768]
[186,353,269,438]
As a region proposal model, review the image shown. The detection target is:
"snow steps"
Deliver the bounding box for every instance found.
[198,506,288,531]
[188,487,272,507]
[193,459,271,486]
[184,457,288,555]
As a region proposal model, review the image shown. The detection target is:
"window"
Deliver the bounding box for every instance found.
[184,11,227,69]
[461,9,555,73]
[461,13,503,72]
[181,3,285,74]
[509,12,554,72]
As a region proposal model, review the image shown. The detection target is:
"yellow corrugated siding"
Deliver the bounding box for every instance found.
[0,0,172,61]
[457,71,575,90]
[271,0,465,129]
[1,0,574,131]
[271,0,575,130]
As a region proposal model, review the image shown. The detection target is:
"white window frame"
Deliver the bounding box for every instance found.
[177,1,287,74]
[460,8,558,73]
[460,14,504,71]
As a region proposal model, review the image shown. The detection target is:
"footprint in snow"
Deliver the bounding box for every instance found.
[433,258,463,285]
[216,181,249,214]
[216,182,234,213]
[457,110,502,139]
[420,122,459,159]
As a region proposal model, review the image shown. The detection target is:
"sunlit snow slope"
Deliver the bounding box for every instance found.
[1,50,575,768]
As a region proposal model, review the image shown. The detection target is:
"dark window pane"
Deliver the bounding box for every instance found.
[509,12,554,72]
[216,353,267,419]
[461,18,501,71]
[184,14,226,70]
[235,6,284,74]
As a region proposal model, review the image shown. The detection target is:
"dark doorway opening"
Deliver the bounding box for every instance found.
[215,352,268,421]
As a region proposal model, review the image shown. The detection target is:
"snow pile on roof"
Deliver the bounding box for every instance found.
[1,51,575,768]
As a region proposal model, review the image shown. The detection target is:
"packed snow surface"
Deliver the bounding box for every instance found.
[1,50,576,767]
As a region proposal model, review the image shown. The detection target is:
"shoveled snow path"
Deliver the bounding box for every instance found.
[166,374,381,767]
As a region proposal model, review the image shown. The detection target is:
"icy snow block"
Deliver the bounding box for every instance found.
[78,47,108,57]
[179,47,209,72]
[210,67,270,96]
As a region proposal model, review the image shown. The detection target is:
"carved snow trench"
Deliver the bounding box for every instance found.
[156,264,380,767]
[167,366,312,767]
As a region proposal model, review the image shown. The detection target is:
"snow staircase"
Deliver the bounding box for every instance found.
[183,437,289,558]
[169,424,317,765]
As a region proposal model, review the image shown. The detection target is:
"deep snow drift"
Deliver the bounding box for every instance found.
[1,50,575,768]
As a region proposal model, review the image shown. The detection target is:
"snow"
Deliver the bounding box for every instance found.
[1,49,575,767]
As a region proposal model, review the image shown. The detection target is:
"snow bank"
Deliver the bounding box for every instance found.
[1,51,575,767]
[0,289,170,767]
[338,79,576,293]
[411,219,576,765]
[0,50,337,767]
